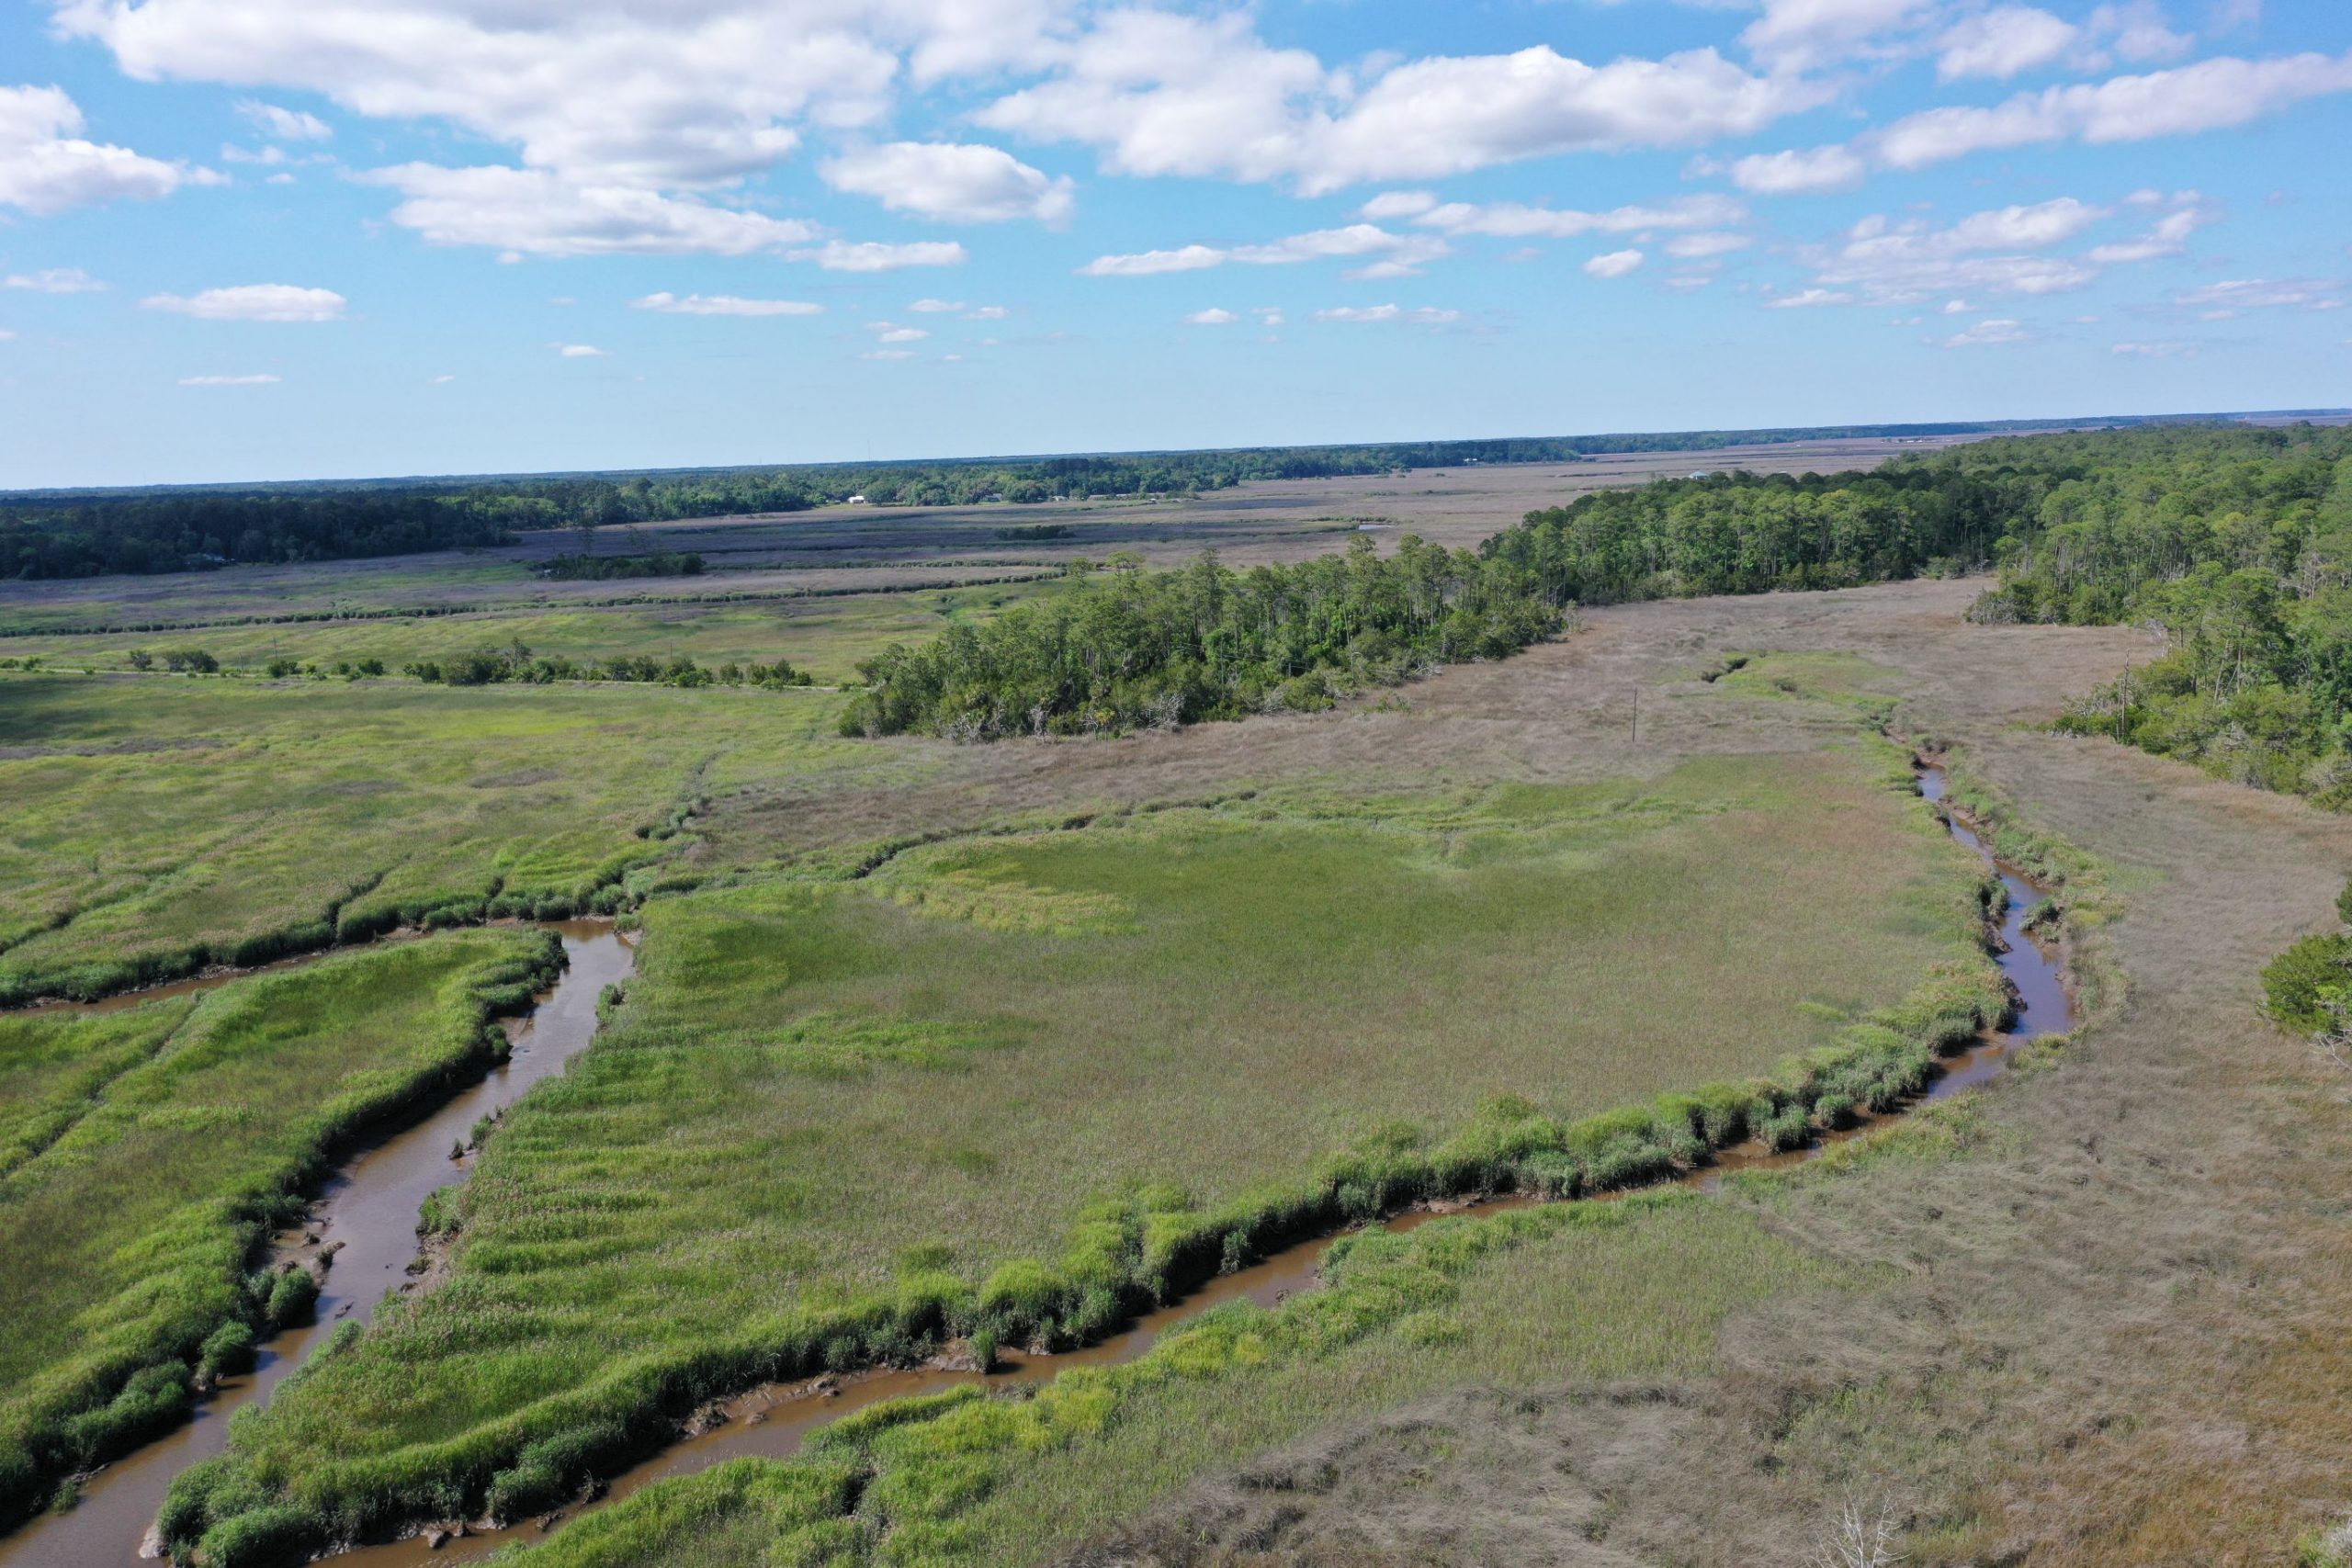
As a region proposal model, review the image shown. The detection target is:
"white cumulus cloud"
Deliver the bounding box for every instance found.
[1742,0,1936,73]
[2169,276,2343,316]
[978,11,1815,195]
[1726,144,1868,196]
[2084,194,2217,263]
[1872,51,2352,170]
[362,164,820,257]
[1939,316,2030,346]
[794,239,967,271]
[1412,193,1743,239]
[1359,190,1438,220]
[142,283,346,321]
[631,291,822,316]
[1313,303,1461,324]
[1080,224,1447,277]
[1183,307,1238,324]
[821,141,1074,225]
[1664,231,1753,260]
[554,342,608,356]
[1785,197,2123,306]
[1584,249,1645,278]
[0,83,209,215]
[4,266,105,292]
[235,99,331,140]
[1936,6,2079,80]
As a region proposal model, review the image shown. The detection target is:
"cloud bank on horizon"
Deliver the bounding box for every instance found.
[0,0,2346,484]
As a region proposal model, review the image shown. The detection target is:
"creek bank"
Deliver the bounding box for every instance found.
[0,921,636,1568]
[306,757,2077,1568]
[2,870,658,1013]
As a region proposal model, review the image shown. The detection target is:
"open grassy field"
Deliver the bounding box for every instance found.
[0,673,879,1003]
[0,929,553,1525]
[149,693,2001,1558]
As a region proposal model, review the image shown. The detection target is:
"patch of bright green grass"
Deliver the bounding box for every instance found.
[0,1000,195,1179]
[0,928,556,1524]
[166,746,1991,1558]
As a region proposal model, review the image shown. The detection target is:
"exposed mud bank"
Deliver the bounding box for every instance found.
[310,759,2075,1567]
[0,921,636,1568]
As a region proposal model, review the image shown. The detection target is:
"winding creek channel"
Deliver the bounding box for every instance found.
[6,761,2073,1566]
[0,920,638,1568]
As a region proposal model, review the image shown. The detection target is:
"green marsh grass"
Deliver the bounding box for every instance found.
[0,928,556,1524]
[0,673,881,1004]
[0,1001,194,1178]
[163,748,2002,1562]
[3,581,1056,686]
[502,1195,1860,1568]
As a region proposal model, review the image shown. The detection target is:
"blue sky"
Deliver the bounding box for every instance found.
[0,0,2346,488]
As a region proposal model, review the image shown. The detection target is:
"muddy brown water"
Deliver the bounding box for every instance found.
[0,920,636,1568]
[303,763,2075,1568]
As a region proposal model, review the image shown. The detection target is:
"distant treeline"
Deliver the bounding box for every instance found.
[6,414,2250,581]
[842,536,1555,739]
[0,474,813,580]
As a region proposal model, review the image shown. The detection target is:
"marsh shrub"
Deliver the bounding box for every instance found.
[199,1322,258,1381]
[405,642,810,690]
[2265,933,2352,1033]
[266,1266,319,1327]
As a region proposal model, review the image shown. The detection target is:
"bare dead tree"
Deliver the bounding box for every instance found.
[1805,1495,1906,1568]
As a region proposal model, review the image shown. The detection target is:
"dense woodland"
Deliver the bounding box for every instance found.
[1487,466,2015,604]
[3,418,2117,581]
[842,536,1555,738]
[1957,424,2352,803]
